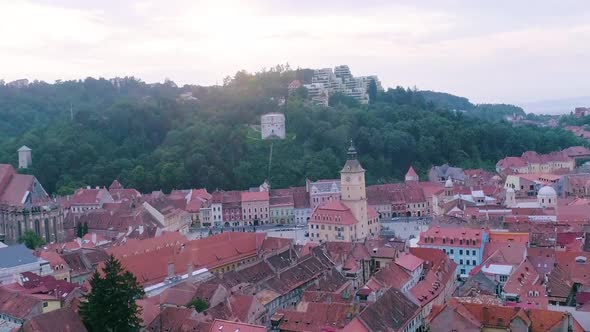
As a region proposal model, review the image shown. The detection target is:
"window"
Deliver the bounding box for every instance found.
[459,249,463,255]
[450,249,454,254]
[472,260,476,265]
[460,269,466,275]
[500,275,508,282]
[459,259,463,265]
[43,302,48,307]
[472,250,476,255]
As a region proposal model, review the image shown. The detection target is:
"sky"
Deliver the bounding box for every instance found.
[1,0,590,107]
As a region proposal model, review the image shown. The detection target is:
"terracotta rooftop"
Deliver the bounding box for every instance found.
[358,288,420,332]
[310,200,358,225]
[208,319,265,332]
[429,300,584,332]
[241,191,269,202]
[0,287,42,320]
[21,307,87,332]
[418,226,486,248]
[276,302,353,332]
[395,253,424,272]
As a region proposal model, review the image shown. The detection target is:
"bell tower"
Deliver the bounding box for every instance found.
[340,141,369,239]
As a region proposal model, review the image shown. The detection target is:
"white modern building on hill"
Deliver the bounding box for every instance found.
[302,65,382,106]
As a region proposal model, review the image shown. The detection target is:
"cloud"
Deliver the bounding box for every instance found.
[0,0,589,104]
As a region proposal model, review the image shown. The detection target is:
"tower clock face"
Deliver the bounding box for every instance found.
[346,176,351,182]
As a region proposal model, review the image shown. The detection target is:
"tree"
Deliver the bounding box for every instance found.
[187,298,209,312]
[19,230,45,249]
[76,222,83,238]
[80,255,145,332]
[368,78,377,104]
[83,222,89,236]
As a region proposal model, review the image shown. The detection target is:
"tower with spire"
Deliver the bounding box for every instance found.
[307,141,379,242]
[405,166,419,182]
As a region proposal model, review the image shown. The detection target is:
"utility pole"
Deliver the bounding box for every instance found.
[70,102,73,121]
[267,142,274,184]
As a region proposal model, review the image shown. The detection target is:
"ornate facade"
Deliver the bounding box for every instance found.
[0,164,64,244]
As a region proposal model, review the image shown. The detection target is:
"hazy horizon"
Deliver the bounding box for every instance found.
[2,0,590,108]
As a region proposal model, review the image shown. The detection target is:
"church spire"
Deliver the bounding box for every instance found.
[347,139,357,160]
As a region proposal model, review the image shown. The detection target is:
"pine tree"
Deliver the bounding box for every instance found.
[79,255,145,332]
[82,221,89,236]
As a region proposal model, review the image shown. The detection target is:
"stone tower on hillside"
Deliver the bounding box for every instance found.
[18,146,32,169]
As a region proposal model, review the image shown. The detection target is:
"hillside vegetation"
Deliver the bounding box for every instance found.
[0,67,583,194]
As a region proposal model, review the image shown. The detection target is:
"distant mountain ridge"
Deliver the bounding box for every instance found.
[418,90,525,122]
[518,96,590,115]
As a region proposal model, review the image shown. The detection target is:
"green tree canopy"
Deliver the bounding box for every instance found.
[18,230,45,249]
[0,69,585,194]
[79,255,145,332]
[187,298,209,312]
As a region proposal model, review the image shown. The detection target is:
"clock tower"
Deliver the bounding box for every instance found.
[340,141,369,239]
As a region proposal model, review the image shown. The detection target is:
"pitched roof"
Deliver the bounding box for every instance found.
[0,287,42,320]
[241,191,269,202]
[455,270,499,297]
[371,261,412,290]
[0,174,34,205]
[21,307,87,332]
[208,319,265,332]
[277,302,353,332]
[395,253,424,272]
[358,288,420,332]
[406,166,418,177]
[417,227,485,248]
[310,200,358,225]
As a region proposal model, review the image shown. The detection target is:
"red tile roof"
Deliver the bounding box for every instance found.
[406,166,418,177]
[21,307,87,332]
[488,231,529,244]
[358,288,420,332]
[1,174,34,205]
[0,287,42,320]
[371,261,412,290]
[208,319,265,332]
[112,232,265,286]
[395,253,424,272]
[241,191,269,202]
[502,259,540,295]
[418,227,485,248]
[277,302,353,332]
[409,248,457,303]
[310,200,358,225]
[71,188,109,205]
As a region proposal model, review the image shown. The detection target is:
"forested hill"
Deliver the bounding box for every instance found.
[419,90,527,122]
[0,67,583,195]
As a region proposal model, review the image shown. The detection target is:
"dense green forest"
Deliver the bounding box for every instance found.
[0,66,584,195]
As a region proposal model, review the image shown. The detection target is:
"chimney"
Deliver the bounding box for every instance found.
[139,225,144,235]
[167,261,175,279]
[86,186,91,190]
[91,233,97,244]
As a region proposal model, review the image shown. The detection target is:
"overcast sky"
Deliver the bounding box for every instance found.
[1,0,589,105]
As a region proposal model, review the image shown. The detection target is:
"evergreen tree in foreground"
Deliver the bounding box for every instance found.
[80,255,145,332]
